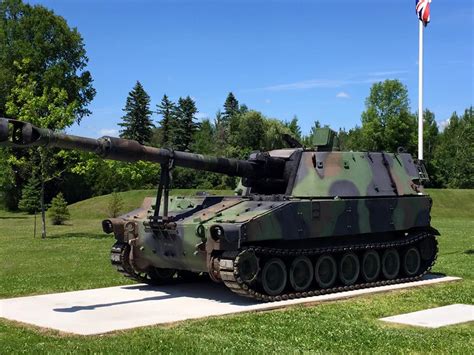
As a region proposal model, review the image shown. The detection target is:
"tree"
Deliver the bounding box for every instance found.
[192,119,215,154]
[174,96,198,150]
[230,110,266,156]
[223,92,240,121]
[419,109,440,185]
[48,192,70,225]
[6,60,81,238]
[18,175,41,214]
[433,108,473,188]
[119,81,153,144]
[359,80,415,152]
[0,0,95,120]
[285,116,302,141]
[0,0,95,224]
[156,94,177,147]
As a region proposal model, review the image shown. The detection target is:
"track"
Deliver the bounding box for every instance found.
[218,232,437,302]
[110,232,437,302]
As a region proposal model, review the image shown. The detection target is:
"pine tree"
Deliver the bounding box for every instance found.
[18,175,41,214]
[175,96,198,150]
[119,81,153,144]
[223,92,239,121]
[156,94,177,147]
[285,115,302,140]
[48,193,70,225]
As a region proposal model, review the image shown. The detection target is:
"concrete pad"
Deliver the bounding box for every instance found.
[380,304,474,328]
[0,274,460,335]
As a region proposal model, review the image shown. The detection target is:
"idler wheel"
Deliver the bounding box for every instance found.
[339,252,360,286]
[402,247,421,276]
[381,249,400,280]
[289,256,314,292]
[237,250,259,283]
[261,258,287,296]
[361,250,381,282]
[314,254,337,289]
[418,235,437,261]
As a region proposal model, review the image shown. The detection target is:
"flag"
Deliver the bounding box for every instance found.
[416,0,431,26]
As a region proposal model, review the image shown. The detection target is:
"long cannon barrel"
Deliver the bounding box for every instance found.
[0,118,286,180]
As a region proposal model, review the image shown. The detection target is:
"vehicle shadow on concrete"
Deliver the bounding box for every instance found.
[53,282,257,313]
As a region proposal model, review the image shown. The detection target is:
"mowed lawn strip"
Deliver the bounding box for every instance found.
[0,189,472,353]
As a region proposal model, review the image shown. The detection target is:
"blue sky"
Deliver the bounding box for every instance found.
[30,0,473,138]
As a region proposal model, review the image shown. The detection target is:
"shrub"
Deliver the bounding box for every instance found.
[107,192,124,218]
[49,193,70,225]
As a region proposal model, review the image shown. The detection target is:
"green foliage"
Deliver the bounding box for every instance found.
[48,192,70,225]
[229,110,266,155]
[0,0,95,120]
[6,59,78,129]
[119,81,153,144]
[285,115,302,141]
[360,80,415,152]
[432,108,473,188]
[71,154,159,196]
[192,119,215,154]
[223,92,240,122]
[155,94,177,147]
[18,175,41,214]
[107,192,124,218]
[174,96,198,151]
[0,0,94,210]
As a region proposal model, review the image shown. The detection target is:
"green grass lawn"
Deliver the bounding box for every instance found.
[0,189,473,353]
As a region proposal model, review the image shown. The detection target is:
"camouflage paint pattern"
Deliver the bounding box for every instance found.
[0,117,435,277]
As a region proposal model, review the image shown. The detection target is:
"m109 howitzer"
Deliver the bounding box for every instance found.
[0,118,439,301]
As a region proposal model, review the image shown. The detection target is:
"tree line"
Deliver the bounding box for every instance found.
[0,0,472,221]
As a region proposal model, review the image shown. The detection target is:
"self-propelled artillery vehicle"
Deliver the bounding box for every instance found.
[0,118,438,301]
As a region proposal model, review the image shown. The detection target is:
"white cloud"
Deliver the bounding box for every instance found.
[99,128,119,136]
[251,77,383,92]
[369,70,408,76]
[336,91,350,99]
[259,79,346,91]
[265,99,272,104]
[437,119,450,131]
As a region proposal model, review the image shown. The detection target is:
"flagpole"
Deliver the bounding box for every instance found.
[418,19,424,161]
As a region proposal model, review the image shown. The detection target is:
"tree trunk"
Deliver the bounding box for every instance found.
[40,149,47,239]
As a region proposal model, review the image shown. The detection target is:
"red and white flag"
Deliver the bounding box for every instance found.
[416,0,431,26]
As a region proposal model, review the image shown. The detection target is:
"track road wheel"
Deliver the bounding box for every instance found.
[314,254,337,289]
[361,250,381,282]
[261,258,287,296]
[147,268,176,284]
[289,256,314,292]
[402,247,421,276]
[339,252,360,286]
[381,249,400,280]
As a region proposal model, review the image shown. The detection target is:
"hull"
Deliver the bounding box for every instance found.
[109,194,438,301]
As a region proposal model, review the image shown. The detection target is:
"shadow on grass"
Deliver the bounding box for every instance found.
[464,249,474,255]
[0,216,29,220]
[48,232,109,240]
